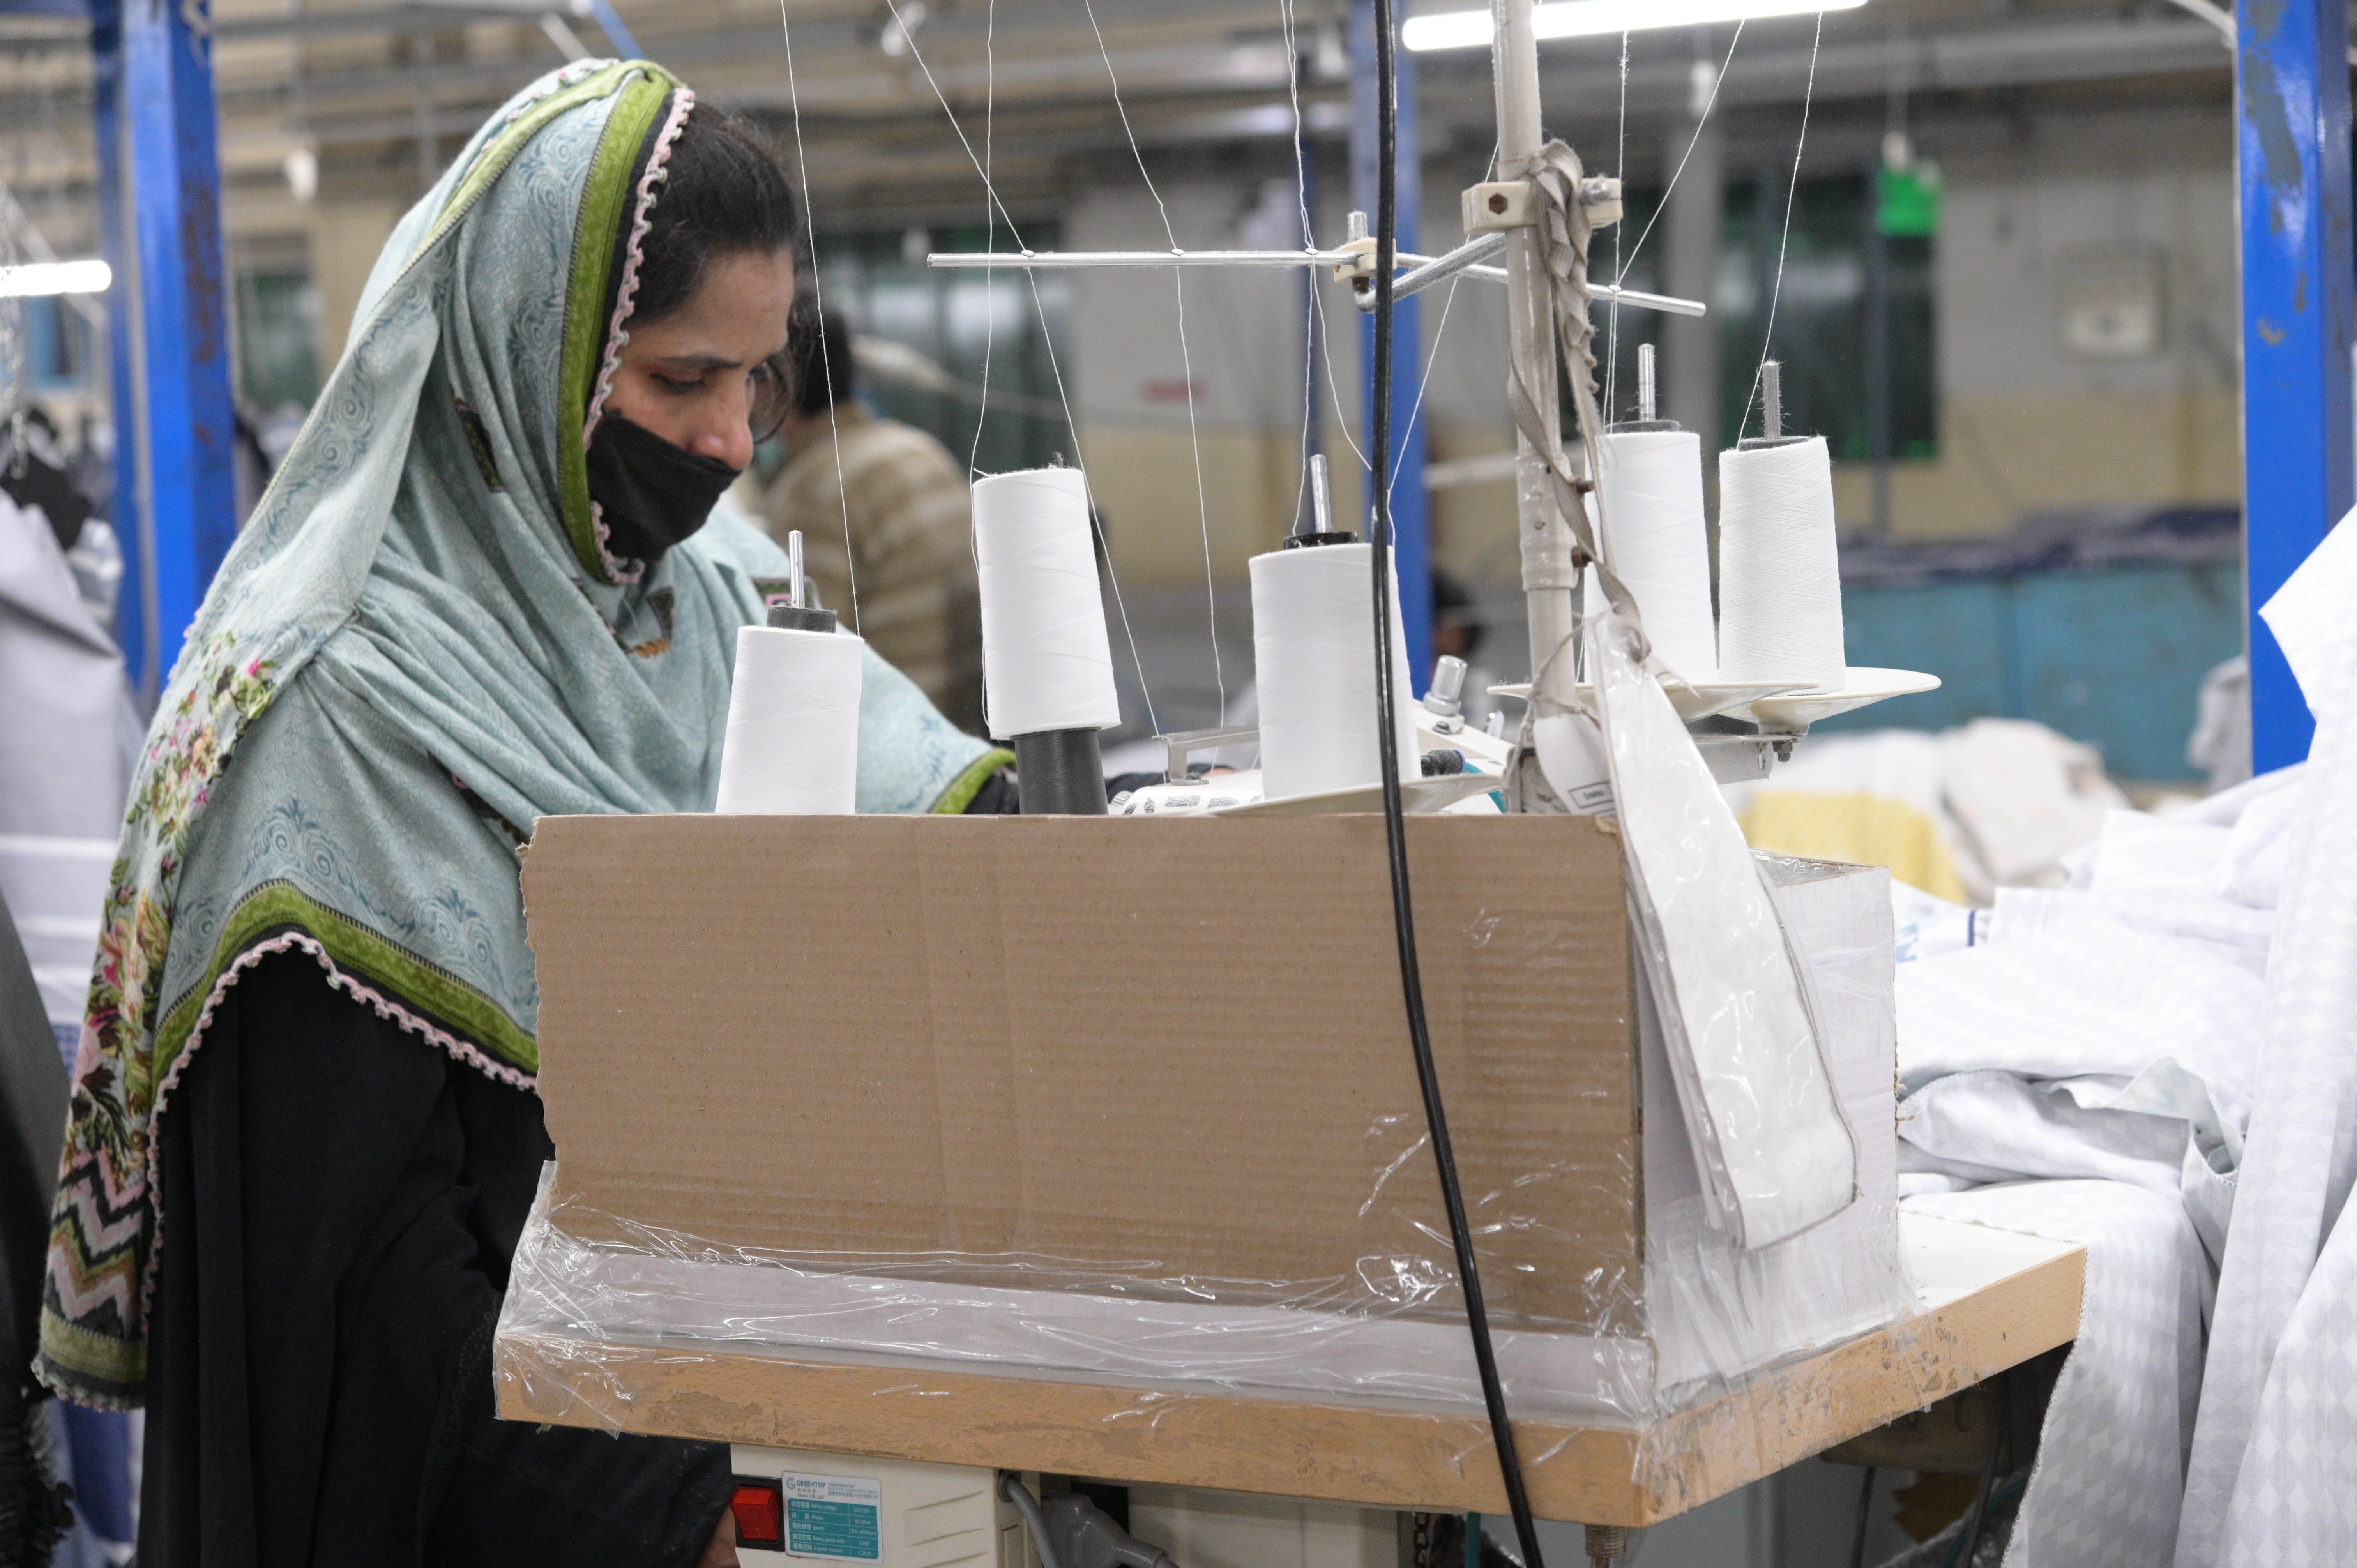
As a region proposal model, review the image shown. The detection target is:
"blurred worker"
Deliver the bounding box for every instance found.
[760,312,985,733]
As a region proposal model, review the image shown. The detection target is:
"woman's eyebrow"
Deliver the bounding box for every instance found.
[647,351,745,371]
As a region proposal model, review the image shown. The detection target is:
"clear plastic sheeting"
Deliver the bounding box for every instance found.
[497,837,1910,1453]
[1590,609,1861,1250]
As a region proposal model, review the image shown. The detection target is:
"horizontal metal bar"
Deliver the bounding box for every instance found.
[929,248,1705,316]
[1598,284,1707,318]
[1392,230,1508,297]
[928,249,1357,268]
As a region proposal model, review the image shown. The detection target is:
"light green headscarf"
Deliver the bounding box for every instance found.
[39,61,1004,1407]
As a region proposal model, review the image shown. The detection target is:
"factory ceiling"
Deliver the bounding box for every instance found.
[0,0,2248,260]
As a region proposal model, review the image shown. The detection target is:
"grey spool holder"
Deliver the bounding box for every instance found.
[766,601,837,633]
[1014,729,1108,815]
[1737,358,1808,451]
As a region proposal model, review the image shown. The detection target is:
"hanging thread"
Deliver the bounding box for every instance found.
[1716,434,1846,693]
[973,466,1121,739]
[1585,429,1717,683]
[714,625,864,815]
[1250,541,1418,800]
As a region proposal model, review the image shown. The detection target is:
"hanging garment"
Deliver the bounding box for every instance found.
[2175,510,2357,1567]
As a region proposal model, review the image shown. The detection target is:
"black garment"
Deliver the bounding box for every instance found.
[0,888,71,1564]
[141,948,731,1568]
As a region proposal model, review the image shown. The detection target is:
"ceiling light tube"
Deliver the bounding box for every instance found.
[0,260,112,298]
[1404,0,1868,53]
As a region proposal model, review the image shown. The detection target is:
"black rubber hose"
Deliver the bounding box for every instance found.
[1364,5,1544,1567]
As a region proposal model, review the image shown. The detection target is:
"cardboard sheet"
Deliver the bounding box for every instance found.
[524,813,1641,1333]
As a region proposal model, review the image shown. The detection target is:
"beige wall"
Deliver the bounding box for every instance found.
[1836,391,2240,539]
[307,199,404,365]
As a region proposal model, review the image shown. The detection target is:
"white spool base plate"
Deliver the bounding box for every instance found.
[1728,667,1941,729]
[1486,678,1807,724]
[1214,773,1502,817]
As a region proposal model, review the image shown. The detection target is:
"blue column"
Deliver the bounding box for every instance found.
[1350,0,1433,695]
[2238,0,2352,773]
[92,0,239,703]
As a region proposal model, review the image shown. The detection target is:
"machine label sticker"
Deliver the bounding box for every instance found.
[783,1472,883,1561]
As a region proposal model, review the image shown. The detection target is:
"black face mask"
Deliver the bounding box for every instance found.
[585,412,742,566]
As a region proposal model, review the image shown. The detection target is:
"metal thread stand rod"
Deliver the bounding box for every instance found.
[1492,0,1580,730]
[1637,341,1657,424]
[1014,729,1108,815]
[926,247,1705,318]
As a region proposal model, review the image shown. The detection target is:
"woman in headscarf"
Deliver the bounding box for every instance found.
[35,61,1010,1566]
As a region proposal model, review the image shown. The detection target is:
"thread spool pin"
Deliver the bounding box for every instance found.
[786,529,804,608]
[1637,342,1657,424]
[1763,360,1782,441]
[1288,450,1359,549]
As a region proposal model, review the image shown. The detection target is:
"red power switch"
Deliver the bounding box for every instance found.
[730,1477,786,1551]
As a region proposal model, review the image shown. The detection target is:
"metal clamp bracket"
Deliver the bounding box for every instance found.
[1462,179,1538,234]
[1155,726,1260,782]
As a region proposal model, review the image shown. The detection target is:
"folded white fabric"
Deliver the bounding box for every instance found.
[1896,902,2260,1118]
[1906,1183,2209,1568]
[2218,777,2303,910]
[1996,886,2273,977]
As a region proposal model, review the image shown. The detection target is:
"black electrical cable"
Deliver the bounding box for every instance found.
[1848,1466,1876,1568]
[1364,5,1544,1567]
[1945,1377,2011,1568]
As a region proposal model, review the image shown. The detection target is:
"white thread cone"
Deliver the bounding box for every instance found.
[714,625,863,814]
[973,467,1120,739]
[1250,542,1419,801]
[1582,429,1718,682]
[1716,436,1846,694]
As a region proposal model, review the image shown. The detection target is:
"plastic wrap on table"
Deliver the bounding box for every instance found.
[497,761,1921,1499]
[497,890,1910,1409]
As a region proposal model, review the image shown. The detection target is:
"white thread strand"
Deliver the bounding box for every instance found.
[1742,11,1823,438]
[1281,0,1316,529]
[1612,22,1744,288]
[974,468,1121,737]
[1389,271,1461,505]
[1250,542,1418,800]
[1716,436,1845,692]
[1604,28,1629,420]
[714,626,864,814]
[853,0,1157,733]
[1584,430,1717,682]
[969,0,997,479]
[1080,0,1223,722]
[775,0,859,630]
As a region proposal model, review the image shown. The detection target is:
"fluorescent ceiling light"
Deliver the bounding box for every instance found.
[0,260,111,298]
[1404,0,1867,52]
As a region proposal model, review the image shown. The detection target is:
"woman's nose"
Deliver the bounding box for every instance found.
[689,386,754,470]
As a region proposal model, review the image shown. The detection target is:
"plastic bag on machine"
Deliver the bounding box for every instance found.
[1587,608,1859,1249]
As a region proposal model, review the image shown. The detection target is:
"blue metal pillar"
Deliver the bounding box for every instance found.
[2237,0,2352,773]
[1350,0,1433,694]
[91,0,239,703]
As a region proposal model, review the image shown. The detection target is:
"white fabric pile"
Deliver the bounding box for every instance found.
[1881,509,2357,1567]
[1891,769,2285,1567]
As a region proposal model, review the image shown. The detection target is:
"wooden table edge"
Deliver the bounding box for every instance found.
[493,1241,2085,1527]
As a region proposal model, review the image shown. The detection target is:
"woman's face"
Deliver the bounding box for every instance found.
[604,248,797,471]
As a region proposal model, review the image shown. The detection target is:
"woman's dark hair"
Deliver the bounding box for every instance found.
[789,307,855,419]
[629,104,801,328]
